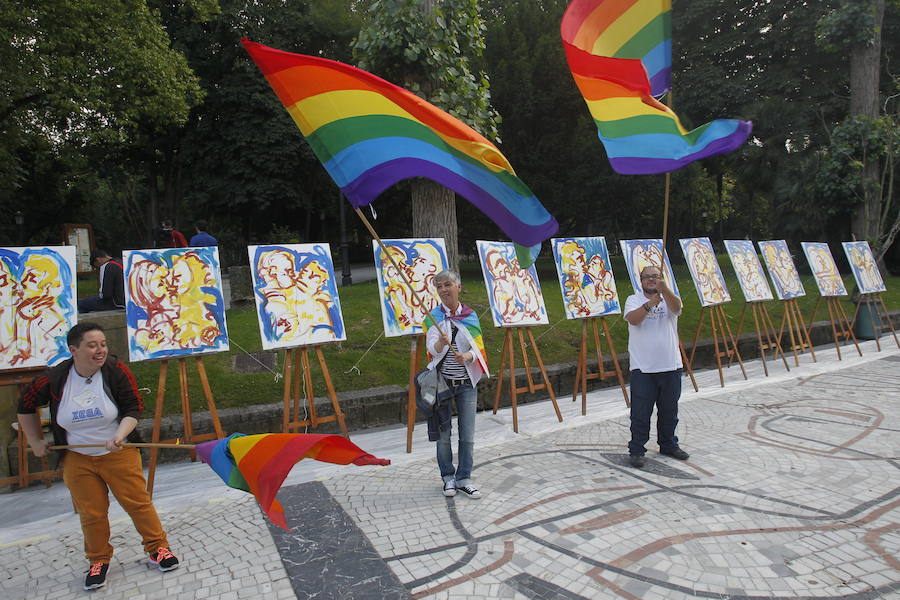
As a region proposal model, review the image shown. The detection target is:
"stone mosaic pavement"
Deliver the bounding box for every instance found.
[1,340,898,599]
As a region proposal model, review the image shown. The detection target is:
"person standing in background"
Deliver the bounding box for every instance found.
[153,220,187,248]
[189,220,218,247]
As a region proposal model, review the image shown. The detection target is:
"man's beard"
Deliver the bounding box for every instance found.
[642,286,659,295]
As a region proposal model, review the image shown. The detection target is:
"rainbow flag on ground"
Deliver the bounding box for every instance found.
[424,304,489,374]
[242,39,557,262]
[196,433,390,529]
[561,0,752,174]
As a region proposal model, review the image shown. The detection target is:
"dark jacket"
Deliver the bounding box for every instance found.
[99,260,125,308]
[18,356,144,450]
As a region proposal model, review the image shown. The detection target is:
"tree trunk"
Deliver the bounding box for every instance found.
[412,179,459,272]
[850,0,884,242]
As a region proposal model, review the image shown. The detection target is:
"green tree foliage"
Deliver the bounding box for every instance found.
[0,0,206,245]
[354,0,499,138]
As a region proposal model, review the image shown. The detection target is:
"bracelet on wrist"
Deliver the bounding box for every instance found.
[644,303,652,312]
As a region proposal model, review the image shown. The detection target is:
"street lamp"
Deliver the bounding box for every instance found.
[338,192,352,286]
[14,210,24,246]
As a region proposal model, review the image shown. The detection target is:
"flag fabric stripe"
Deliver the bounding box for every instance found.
[561,0,751,175]
[595,0,665,57]
[426,305,489,373]
[242,39,557,260]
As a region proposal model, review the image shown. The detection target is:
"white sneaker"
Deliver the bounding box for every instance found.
[442,480,457,497]
[457,484,481,499]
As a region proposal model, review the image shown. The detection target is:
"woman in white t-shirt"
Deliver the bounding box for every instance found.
[18,323,179,591]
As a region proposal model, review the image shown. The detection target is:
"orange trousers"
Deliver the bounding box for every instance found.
[63,448,168,563]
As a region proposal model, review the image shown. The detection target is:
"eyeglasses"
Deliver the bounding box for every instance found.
[641,274,662,280]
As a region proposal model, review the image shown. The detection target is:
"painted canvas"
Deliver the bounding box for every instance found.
[801,242,847,297]
[619,239,680,297]
[842,241,886,294]
[758,240,805,300]
[373,238,448,337]
[124,247,229,361]
[723,240,774,302]
[551,237,620,319]
[476,240,549,327]
[679,237,731,306]
[250,244,346,349]
[0,246,77,370]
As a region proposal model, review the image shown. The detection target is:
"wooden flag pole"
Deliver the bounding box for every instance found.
[47,442,198,451]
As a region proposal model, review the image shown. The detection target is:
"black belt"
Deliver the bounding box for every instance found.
[446,378,470,387]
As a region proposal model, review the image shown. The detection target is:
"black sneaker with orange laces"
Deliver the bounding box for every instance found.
[84,562,109,590]
[148,547,180,572]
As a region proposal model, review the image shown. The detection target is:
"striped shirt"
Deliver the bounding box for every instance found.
[439,322,469,381]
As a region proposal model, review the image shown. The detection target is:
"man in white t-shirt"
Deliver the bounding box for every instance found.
[623,265,689,468]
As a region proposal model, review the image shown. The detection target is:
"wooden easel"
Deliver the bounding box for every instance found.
[805,296,863,360]
[849,293,900,351]
[405,334,425,453]
[678,341,699,392]
[775,298,817,366]
[572,317,629,413]
[147,356,224,495]
[687,304,747,387]
[732,301,790,376]
[0,367,60,489]
[492,327,563,433]
[281,345,348,436]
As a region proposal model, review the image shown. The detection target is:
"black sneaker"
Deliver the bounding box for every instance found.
[629,455,646,468]
[84,562,109,590]
[457,484,482,499]
[661,448,690,460]
[148,547,180,572]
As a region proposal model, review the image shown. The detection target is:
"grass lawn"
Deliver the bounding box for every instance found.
[78,257,899,416]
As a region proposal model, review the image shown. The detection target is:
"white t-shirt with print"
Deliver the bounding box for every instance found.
[624,293,683,373]
[56,367,120,456]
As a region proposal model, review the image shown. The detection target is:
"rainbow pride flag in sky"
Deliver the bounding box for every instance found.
[197,433,390,529]
[561,0,752,174]
[242,39,558,257]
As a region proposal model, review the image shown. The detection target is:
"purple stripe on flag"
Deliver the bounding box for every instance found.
[341,159,559,248]
[608,121,753,174]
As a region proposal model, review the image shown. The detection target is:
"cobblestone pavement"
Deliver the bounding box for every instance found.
[1,340,898,599]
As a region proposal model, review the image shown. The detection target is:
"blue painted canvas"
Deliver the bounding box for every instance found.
[124,247,229,361]
[0,246,77,369]
[841,241,885,294]
[476,240,549,327]
[250,243,346,349]
[618,239,680,297]
[551,237,620,319]
[372,238,448,337]
[758,240,805,300]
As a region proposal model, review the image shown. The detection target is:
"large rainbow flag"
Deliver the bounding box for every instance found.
[197,433,390,529]
[561,0,752,174]
[242,39,558,256]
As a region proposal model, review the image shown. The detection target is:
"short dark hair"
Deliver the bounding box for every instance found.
[67,322,105,347]
[161,219,174,229]
[195,220,208,232]
[90,248,110,262]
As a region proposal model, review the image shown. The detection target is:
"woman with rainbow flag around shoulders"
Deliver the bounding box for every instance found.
[425,270,489,499]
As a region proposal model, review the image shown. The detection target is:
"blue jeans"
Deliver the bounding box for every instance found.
[437,383,476,486]
[628,369,682,456]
